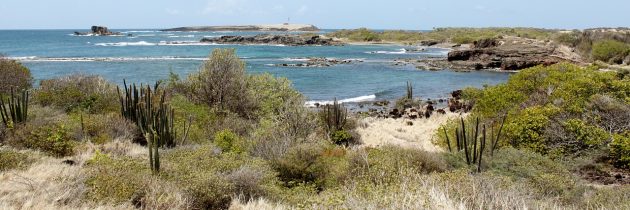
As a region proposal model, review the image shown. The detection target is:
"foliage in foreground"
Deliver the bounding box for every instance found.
[439,63,630,168]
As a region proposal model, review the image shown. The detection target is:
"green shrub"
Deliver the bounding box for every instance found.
[169,94,216,144]
[179,49,254,118]
[0,149,33,172]
[505,105,560,154]
[85,151,151,204]
[562,119,610,147]
[592,40,630,64]
[610,132,630,168]
[7,122,77,157]
[163,145,280,208]
[330,130,353,146]
[214,129,246,154]
[488,148,581,199]
[247,73,303,120]
[273,143,350,189]
[35,74,118,113]
[70,112,136,144]
[0,56,32,95]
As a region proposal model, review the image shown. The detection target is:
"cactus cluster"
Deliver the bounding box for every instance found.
[445,116,506,172]
[117,80,177,148]
[0,89,29,127]
[117,80,177,173]
[322,98,347,134]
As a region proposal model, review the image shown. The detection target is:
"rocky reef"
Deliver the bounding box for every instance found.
[74,26,123,36]
[274,58,363,68]
[200,34,343,46]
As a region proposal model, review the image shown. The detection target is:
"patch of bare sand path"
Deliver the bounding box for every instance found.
[356,112,465,151]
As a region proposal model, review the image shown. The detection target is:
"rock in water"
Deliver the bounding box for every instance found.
[74,26,121,36]
[200,34,343,46]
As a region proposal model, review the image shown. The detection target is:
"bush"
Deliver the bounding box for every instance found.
[592,40,630,64]
[71,112,136,144]
[0,149,33,172]
[330,130,353,146]
[35,74,118,113]
[179,49,254,118]
[273,143,349,189]
[505,105,560,154]
[610,132,630,168]
[85,151,151,204]
[7,122,77,157]
[349,146,448,185]
[0,56,32,95]
[214,129,246,154]
[248,73,303,120]
[163,145,280,209]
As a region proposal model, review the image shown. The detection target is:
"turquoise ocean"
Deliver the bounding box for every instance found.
[0,29,511,104]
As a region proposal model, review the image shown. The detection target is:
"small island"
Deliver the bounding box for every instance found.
[162,24,320,32]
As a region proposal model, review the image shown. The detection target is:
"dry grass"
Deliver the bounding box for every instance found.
[356,111,464,151]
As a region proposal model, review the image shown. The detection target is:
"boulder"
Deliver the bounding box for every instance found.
[473,38,499,48]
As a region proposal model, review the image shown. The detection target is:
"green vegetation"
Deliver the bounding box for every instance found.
[328,27,557,44]
[0,149,34,171]
[592,40,630,64]
[0,89,29,127]
[1,53,628,209]
[0,56,32,95]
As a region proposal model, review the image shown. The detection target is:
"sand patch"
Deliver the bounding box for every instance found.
[356,112,464,151]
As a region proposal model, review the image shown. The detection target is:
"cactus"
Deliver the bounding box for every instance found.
[146,128,160,173]
[0,88,29,127]
[320,98,348,138]
[117,81,177,148]
[491,115,507,156]
[446,116,501,173]
[406,81,413,100]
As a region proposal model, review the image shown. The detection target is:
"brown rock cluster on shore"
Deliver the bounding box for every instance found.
[446,36,578,70]
[200,34,343,46]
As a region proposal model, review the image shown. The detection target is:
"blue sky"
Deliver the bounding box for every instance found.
[1,0,628,29]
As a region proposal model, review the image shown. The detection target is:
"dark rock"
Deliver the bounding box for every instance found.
[406,121,414,126]
[200,34,342,46]
[437,109,446,115]
[473,38,499,48]
[62,160,76,165]
[452,90,463,99]
[420,40,440,46]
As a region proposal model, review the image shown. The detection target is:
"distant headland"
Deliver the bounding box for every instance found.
[161,24,320,32]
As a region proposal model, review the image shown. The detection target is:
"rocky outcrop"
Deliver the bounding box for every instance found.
[200,34,343,46]
[74,26,123,36]
[275,58,363,68]
[446,37,572,70]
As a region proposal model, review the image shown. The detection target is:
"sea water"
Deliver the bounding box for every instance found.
[0,29,511,104]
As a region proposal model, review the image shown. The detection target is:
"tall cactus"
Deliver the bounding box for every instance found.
[0,88,29,127]
[322,98,347,134]
[445,116,504,173]
[117,81,177,148]
[406,81,413,100]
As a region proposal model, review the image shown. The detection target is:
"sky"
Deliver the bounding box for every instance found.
[0,0,628,30]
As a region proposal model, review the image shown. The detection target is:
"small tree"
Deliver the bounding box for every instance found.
[0,56,32,95]
[185,49,254,118]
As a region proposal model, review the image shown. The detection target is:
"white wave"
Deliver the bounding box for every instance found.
[280,57,311,62]
[12,56,208,62]
[168,35,195,38]
[137,34,156,37]
[124,30,159,33]
[305,95,376,107]
[95,41,156,46]
[157,41,224,46]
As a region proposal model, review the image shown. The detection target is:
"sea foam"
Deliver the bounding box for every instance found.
[305,95,376,107]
